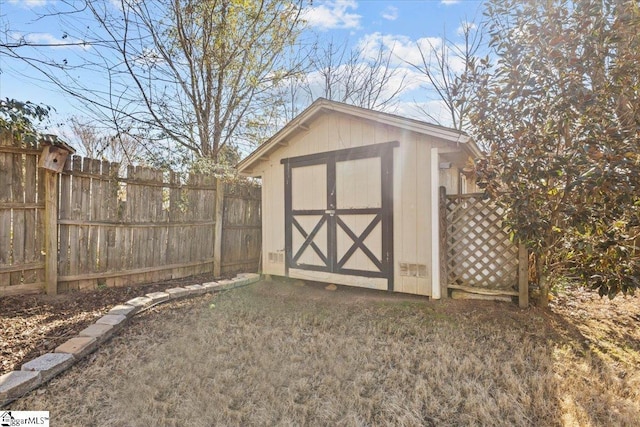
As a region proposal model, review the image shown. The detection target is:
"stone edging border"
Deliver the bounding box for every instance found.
[0,273,261,408]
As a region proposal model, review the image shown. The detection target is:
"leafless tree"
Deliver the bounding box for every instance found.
[265,36,408,130]
[303,37,407,111]
[63,116,143,168]
[1,0,304,163]
[406,21,483,131]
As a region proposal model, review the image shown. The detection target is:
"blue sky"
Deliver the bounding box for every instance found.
[0,0,485,137]
[303,0,482,38]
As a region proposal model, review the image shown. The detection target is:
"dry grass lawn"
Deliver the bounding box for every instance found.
[9,279,640,426]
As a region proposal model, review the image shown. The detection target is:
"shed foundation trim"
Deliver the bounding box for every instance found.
[289,269,388,291]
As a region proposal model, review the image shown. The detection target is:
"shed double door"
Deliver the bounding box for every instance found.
[283,142,397,290]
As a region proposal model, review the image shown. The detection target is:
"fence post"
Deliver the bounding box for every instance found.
[518,243,529,308]
[213,178,225,278]
[439,186,448,299]
[44,170,58,295]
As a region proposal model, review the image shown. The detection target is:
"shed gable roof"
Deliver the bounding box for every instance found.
[237,98,481,174]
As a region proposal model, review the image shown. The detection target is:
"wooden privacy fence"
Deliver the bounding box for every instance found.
[0,132,261,296]
[440,188,528,307]
[0,135,44,295]
[220,184,261,276]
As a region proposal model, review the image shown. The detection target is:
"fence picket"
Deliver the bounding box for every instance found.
[23,154,38,284]
[1,133,261,296]
[0,137,13,288]
[58,157,71,278]
[97,161,110,272]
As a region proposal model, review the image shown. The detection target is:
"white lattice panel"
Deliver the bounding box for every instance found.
[445,194,518,290]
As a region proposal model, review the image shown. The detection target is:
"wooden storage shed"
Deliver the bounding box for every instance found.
[237,99,481,298]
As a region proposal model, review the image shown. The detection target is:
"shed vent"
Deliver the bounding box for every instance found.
[268,252,285,264]
[399,262,427,277]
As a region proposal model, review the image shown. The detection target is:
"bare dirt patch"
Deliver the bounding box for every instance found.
[5,279,640,426]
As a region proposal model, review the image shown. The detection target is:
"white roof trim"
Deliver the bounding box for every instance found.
[237,98,482,174]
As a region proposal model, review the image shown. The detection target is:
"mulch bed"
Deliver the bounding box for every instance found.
[0,274,217,375]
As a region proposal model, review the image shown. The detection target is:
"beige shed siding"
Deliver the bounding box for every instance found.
[439,168,459,194]
[393,133,433,295]
[260,162,286,277]
[254,112,474,296]
[416,136,432,294]
[466,176,480,193]
[439,168,480,195]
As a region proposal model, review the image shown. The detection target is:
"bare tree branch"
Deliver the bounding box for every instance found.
[405,20,483,131]
[1,0,304,164]
[300,37,407,112]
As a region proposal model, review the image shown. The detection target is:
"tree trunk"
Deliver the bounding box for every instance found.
[537,253,549,307]
[538,272,549,308]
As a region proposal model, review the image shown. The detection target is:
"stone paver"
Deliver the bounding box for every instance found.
[146,291,170,304]
[228,273,260,288]
[126,296,153,308]
[217,279,235,289]
[201,281,221,291]
[0,370,41,406]
[184,284,206,295]
[230,277,250,286]
[166,287,189,299]
[21,353,75,383]
[96,314,127,328]
[108,304,139,317]
[55,337,98,358]
[4,272,257,406]
[78,323,114,343]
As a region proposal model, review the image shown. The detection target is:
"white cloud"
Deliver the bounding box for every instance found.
[23,33,90,50]
[354,31,472,112]
[441,0,460,5]
[357,32,470,75]
[357,32,443,67]
[446,49,467,74]
[300,62,423,111]
[457,21,477,36]
[108,0,141,11]
[301,0,361,31]
[8,0,48,7]
[381,6,398,21]
[382,66,425,95]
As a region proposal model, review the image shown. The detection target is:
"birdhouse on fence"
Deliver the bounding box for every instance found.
[38,134,76,173]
